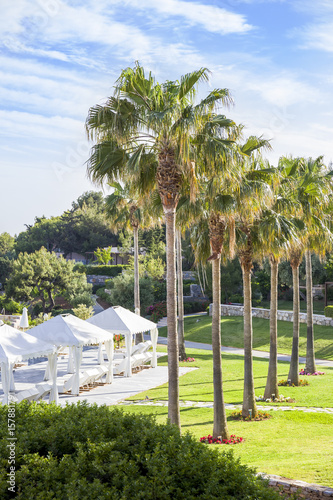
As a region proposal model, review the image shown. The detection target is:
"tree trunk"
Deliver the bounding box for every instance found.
[305,249,316,373]
[165,208,180,429]
[288,263,300,385]
[211,257,229,439]
[264,257,279,400]
[133,225,143,343]
[176,229,186,361]
[241,264,258,418]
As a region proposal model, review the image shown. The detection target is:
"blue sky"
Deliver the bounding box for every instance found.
[1,0,333,235]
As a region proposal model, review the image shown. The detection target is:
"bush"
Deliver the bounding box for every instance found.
[324,306,333,318]
[0,295,23,314]
[51,308,74,317]
[95,288,113,305]
[0,402,280,500]
[183,301,210,314]
[79,265,129,277]
[108,273,154,315]
[146,301,167,322]
[229,294,243,304]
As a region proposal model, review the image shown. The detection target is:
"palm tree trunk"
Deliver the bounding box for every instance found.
[133,226,140,316]
[212,257,229,439]
[288,264,300,385]
[264,257,279,400]
[165,208,180,428]
[305,249,316,373]
[176,229,187,361]
[133,225,144,343]
[241,264,258,418]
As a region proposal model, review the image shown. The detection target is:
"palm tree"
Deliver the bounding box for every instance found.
[176,228,186,361]
[260,209,301,400]
[85,63,233,428]
[105,182,143,316]
[235,156,274,418]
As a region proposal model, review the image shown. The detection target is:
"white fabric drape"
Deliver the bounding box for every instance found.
[104,339,114,383]
[71,346,83,395]
[125,333,132,377]
[48,353,58,404]
[1,362,10,405]
[9,362,15,391]
[44,359,50,380]
[67,346,75,374]
[97,343,104,364]
[150,328,158,368]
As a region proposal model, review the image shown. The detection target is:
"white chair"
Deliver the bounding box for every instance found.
[15,388,39,403]
[34,383,52,401]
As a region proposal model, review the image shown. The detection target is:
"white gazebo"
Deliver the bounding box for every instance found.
[28,314,114,395]
[0,324,56,404]
[87,306,158,377]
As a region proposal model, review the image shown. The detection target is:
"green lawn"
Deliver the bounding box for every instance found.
[121,405,333,486]
[260,299,325,315]
[159,315,333,360]
[129,348,333,408]
[121,347,333,486]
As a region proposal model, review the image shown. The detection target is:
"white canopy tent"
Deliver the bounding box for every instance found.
[28,314,114,395]
[87,306,158,377]
[0,324,56,404]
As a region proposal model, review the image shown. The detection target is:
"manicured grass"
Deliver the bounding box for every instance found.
[121,405,333,486]
[260,299,325,315]
[122,346,333,486]
[159,315,333,360]
[129,348,333,408]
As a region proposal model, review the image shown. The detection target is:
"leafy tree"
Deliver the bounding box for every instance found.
[108,272,154,315]
[94,246,113,265]
[72,304,94,320]
[0,232,15,257]
[15,192,117,257]
[5,248,92,313]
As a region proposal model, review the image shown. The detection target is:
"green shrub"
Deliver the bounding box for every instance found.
[95,288,113,305]
[80,265,129,277]
[0,402,280,500]
[51,308,74,317]
[183,301,210,314]
[146,301,167,322]
[229,294,243,304]
[324,306,333,318]
[0,295,23,314]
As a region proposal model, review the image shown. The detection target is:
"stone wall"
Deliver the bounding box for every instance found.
[261,474,333,499]
[208,304,333,327]
[0,314,21,328]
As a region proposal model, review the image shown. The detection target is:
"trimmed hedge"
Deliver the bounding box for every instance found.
[79,265,129,277]
[183,301,210,314]
[0,402,281,499]
[324,305,333,318]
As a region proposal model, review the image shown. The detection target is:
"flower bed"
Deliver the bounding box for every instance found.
[230,410,271,421]
[278,379,309,387]
[200,434,244,445]
[299,368,325,376]
[256,394,295,403]
[183,357,195,362]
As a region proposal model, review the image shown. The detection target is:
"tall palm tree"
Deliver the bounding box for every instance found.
[260,209,301,400]
[85,63,233,428]
[105,182,143,316]
[235,156,274,418]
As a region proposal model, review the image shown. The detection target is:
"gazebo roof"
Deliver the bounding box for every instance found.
[28,314,113,347]
[87,306,157,336]
[0,324,56,364]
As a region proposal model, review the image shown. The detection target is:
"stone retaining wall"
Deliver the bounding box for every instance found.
[0,314,21,328]
[208,304,333,327]
[260,474,333,499]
